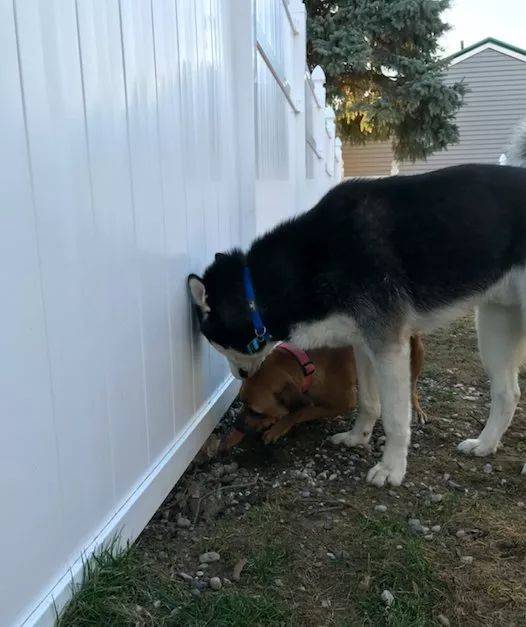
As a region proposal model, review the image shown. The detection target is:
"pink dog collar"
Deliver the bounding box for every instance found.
[277,343,316,393]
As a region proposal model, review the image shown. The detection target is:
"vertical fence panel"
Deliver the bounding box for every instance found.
[0,4,65,624]
[150,0,195,441]
[75,0,149,501]
[175,0,209,411]
[14,0,114,559]
[119,0,174,463]
[254,0,341,235]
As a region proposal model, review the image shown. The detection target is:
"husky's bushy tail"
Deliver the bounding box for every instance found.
[506,118,526,167]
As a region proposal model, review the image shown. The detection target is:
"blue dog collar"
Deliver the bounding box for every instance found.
[243,266,272,354]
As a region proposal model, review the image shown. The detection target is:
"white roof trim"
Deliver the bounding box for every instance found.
[450,42,526,65]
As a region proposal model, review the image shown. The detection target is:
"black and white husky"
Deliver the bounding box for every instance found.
[189,125,526,488]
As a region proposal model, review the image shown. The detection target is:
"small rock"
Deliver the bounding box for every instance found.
[460,555,474,565]
[177,516,191,529]
[301,490,311,498]
[209,577,222,591]
[178,572,193,583]
[153,600,161,609]
[196,571,204,577]
[517,501,525,508]
[329,473,338,481]
[424,534,434,541]
[324,516,334,530]
[437,614,450,626]
[456,529,466,538]
[430,494,444,503]
[483,463,493,474]
[431,525,441,533]
[199,551,220,563]
[375,504,388,513]
[321,599,331,608]
[381,589,395,607]
[193,580,208,591]
[326,552,336,560]
[408,518,425,534]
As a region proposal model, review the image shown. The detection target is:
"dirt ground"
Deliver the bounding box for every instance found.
[60,316,526,626]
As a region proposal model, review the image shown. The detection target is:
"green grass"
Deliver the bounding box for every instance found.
[245,542,289,585]
[58,542,290,627]
[171,592,290,626]
[354,516,448,627]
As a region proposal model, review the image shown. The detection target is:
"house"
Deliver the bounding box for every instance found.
[343,38,526,177]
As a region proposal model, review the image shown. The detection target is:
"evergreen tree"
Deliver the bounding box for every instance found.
[306,0,466,161]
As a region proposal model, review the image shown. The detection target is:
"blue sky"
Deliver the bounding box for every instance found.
[440,0,526,56]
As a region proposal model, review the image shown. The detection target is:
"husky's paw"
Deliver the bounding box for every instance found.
[366,462,405,487]
[328,429,370,448]
[457,438,497,457]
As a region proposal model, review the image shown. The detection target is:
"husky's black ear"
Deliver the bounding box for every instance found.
[215,252,226,262]
[188,274,210,313]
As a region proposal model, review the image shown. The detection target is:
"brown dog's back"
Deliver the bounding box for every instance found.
[222,337,425,449]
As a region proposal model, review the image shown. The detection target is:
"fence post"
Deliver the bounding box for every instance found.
[229,0,257,248]
[335,137,343,181]
[289,0,307,215]
[311,65,326,186]
[311,65,326,108]
[324,105,336,182]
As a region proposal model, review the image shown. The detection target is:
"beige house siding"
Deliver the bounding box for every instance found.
[343,140,394,177]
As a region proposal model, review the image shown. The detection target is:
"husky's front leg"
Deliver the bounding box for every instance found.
[367,341,411,487]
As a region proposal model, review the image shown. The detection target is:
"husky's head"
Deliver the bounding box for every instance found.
[188,251,275,378]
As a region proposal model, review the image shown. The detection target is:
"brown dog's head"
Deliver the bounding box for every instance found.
[220,350,309,451]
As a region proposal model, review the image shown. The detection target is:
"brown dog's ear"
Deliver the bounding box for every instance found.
[275,381,311,414]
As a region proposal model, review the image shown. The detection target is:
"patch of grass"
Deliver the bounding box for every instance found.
[245,542,289,585]
[58,543,148,625]
[355,516,448,627]
[172,591,291,626]
[58,542,291,627]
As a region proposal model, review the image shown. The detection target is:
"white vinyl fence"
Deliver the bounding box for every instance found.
[0,1,341,625]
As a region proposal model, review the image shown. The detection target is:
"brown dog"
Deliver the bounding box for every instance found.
[222,336,426,450]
